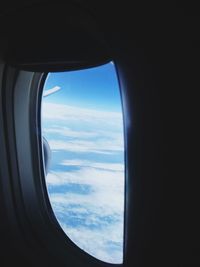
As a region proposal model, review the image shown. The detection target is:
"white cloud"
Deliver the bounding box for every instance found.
[50,190,124,222]
[61,223,123,264]
[60,159,124,171]
[42,102,124,155]
[47,164,124,213]
[47,166,125,263]
[43,127,98,139]
[43,126,123,144]
[42,101,124,263]
[48,138,123,154]
[46,167,124,193]
[42,102,123,129]
[46,165,125,263]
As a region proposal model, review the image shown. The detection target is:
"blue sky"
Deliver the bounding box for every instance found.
[43,62,121,112]
[42,62,124,263]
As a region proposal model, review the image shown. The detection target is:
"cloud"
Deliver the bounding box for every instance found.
[46,167,124,196]
[60,159,124,171]
[48,138,123,154]
[42,102,123,130]
[43,126,123,144]
[43,123,124,154]
[61,223,123,263]
[42,102,124,155]
[46,164,125,263]
[42,101,124,263]
[47,169,124,263]
[51,191,124,227]
[43,127,98,139]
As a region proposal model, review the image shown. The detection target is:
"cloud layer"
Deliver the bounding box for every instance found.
[42,101,124,263]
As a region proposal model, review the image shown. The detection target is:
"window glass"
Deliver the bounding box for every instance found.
[41,62,125,264]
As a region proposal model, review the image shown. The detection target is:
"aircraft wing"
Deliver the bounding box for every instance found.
[43,86,61,97]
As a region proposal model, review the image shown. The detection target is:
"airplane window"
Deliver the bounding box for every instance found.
[41,62,125,264]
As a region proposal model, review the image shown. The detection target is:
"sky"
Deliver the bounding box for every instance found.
[41,62,125,264]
